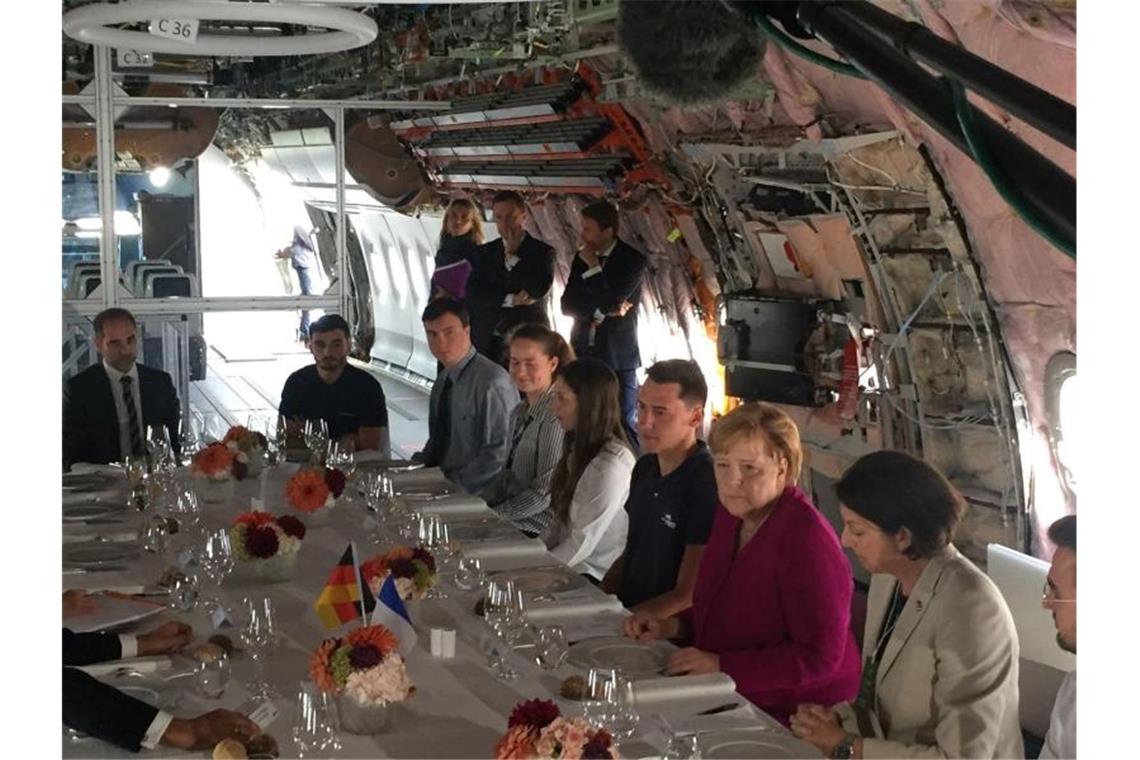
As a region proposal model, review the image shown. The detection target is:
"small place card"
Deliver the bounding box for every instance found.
[210,604,233,630]
[249,700,279,730]
[176,548,197,569]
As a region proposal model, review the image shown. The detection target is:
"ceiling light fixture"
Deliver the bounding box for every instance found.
[62,1,378,57]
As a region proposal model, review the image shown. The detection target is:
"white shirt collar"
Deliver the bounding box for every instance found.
[103,360,139,384]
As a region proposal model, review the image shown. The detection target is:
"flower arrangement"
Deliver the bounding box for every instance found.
[222,425,268,454]
[361,546,437,601]
[230,512,305,560]
[286,467,346,514]
[310,624,414,707]
[191,442,249,482]
[229,511,305,582]
[495,700,619,760]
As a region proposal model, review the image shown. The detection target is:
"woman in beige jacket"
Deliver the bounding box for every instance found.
[791,450,1023,759]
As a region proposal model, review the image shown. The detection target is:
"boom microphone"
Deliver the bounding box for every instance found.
[616,0,767,105]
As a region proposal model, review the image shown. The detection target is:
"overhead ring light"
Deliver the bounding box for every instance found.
[62,1,378,57]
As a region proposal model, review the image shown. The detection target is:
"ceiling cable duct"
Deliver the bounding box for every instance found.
[112,70,213,86]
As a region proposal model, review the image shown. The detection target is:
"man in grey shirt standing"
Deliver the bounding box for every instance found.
[415,298,519,494]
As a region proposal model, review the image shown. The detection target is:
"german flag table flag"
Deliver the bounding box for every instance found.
[314,543,376,630]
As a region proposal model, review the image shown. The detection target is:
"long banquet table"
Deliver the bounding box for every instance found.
[63,461,818,759]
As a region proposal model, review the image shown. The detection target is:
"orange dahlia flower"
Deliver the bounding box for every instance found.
[287,469,331,513]
[233,510,276,528]
[310,639,340,692]
[345,624,400,657]
[494,726,539,760]
[222,425,251,445]
[192,442,236,476]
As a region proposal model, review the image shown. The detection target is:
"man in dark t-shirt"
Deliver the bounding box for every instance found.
[278,314,390,452]
[602,360,717,616]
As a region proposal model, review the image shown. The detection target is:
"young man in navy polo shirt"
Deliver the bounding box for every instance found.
[602,360,717,616]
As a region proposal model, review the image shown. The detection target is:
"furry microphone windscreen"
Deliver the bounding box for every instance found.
[617,0,766,105]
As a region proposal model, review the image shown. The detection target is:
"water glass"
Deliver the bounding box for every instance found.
[199,529,233,612]
[535,625,569,670]
[303,419,329,463]
[178,416,202,467]
[584,668,617,727]
[142,514,171,555]
[608,672,640,739]
[240,597,277,700]
[293,687,320,758]
[664,733,702,759]
[503,589,528,645]
[196,656,230,699]
[328,440,357,481]
[167,573,199,613]
[172,486,202,535]
[454,556,485,591]
[314,691,343,751]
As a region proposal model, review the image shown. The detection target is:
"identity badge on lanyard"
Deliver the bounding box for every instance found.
[855,585,903,712]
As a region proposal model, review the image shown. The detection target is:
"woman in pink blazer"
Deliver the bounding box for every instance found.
[625,402,861,726]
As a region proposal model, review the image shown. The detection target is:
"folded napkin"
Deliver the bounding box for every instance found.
[408,494,492,518]
[391,467,451,489]
[527,594,626,622]
[634,673,738,711]
[62,530,138,545]
[68,464,126,476]
[560,612,629,642]
[665,706,785,736]
[75,656,172,677]
[63,490,122,508]
[461,537,548,561]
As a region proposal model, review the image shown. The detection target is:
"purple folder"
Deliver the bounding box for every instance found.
[431,259,473,300]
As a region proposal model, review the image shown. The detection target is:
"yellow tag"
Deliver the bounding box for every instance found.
[667,228,682,243]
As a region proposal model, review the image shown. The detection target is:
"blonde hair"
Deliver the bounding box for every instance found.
[441,198,484,246]
[708,402,802,484]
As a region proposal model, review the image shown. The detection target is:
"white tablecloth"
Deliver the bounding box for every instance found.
[63,466,802,758]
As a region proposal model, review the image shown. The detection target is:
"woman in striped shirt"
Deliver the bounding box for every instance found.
[480,324,574,536]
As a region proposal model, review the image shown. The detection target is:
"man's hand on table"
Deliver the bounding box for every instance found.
[162,710,260,751]
[63,590,99,619]
[137,621,193,656]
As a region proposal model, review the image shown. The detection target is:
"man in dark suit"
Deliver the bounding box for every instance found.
[62,606,258,751]
[63,308,181,470]
[560,201,647,448]
[466,190,555,363]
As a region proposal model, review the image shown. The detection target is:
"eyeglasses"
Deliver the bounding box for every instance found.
[1042,581,1076,604]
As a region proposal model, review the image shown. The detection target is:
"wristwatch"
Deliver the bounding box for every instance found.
[830,733,860,760]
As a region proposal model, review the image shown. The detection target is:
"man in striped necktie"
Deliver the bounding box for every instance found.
[64,308,182,470]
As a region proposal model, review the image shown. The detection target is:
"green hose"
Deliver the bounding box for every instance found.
[948,77,1076,259]
[755,16,868,79]
[754,15,1076,259]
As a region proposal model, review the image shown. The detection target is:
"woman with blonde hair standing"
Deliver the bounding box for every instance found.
[431,198,484,300]
[625,401,860,726]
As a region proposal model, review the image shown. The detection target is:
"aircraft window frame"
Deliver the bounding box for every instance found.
[1044,350,1076,495]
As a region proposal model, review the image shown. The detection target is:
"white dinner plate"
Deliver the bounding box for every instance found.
[700,729,821,759]
[566,636,671,677]
[449,521,521,543]
[499,566,591,595]
[64,541,139,567]
[68,596,166,634]
[62,502,124,523]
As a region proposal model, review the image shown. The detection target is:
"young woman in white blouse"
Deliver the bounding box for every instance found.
[543,358,635,580]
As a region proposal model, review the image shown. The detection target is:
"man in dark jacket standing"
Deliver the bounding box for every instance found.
[466,190,555,363]
[560,201,647,448]
[63,308,181,470]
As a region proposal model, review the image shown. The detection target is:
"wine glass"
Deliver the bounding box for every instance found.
[502,588,528,645]
[482,580,519,681]
[454,556,485,592]
[314,691,343,752]
[584,668,617,727]
[178,416,202,467]
[303,419,329,464]
[142,514,171,556]
[145,424,173,464]
[608,671,640,739]
[293,686,320,758]
[171,485,202,536]
[199,529,234,611]
[327,441,356,500]
[240,596,277,700]
[196,656,230,699]
[535,625,569,670]
[167,572,199,613]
